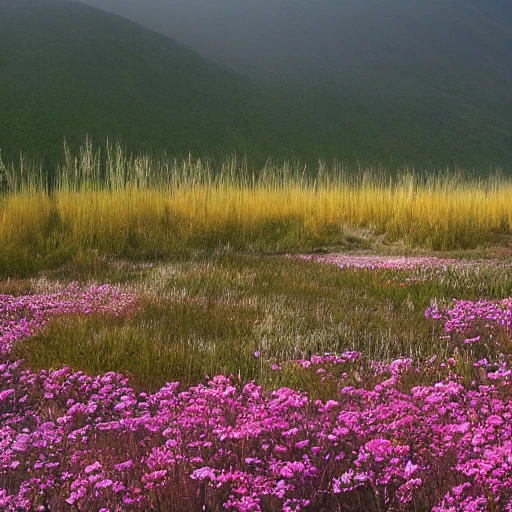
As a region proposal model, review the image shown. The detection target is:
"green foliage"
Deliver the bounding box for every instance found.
[14,254,512,393]
[1,0,511,171]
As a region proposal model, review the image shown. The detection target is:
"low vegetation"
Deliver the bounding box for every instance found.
[0,143,511,280]
[2,255,512,510]
[1,147,512,510]
[11,254,512,392]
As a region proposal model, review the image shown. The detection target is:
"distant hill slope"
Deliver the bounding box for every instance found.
[76,0,512,87]
[1,0,511,171]
[75,0,512,171]
[0,0,297,165]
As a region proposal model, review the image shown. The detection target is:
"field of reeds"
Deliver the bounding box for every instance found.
[1,144,512,511]
[1,142,512,279]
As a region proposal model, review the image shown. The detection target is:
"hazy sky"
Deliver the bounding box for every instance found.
[74,0,512,86]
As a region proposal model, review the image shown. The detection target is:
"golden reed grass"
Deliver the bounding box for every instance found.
[0,142,511,261]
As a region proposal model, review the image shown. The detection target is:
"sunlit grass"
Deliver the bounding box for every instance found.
[0,142,511,278]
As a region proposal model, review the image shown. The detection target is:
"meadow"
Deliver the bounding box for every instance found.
[1,145,512,510]
[1,142,512,278]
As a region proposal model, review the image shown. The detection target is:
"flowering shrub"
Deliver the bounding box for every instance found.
[0,285,511,511]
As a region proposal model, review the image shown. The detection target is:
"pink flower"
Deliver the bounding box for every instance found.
[84,461,102,474]
[190,467,216,481]
[404,460,419,478]
[0,388,15,401]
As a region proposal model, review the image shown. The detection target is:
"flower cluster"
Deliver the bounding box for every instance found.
[1,359,511,511]
[426,297,512,361]
[426,298,512,337]
[0,283,138,355]
[1,285,511,511]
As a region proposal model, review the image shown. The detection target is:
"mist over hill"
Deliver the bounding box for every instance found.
[73,0,512,171]
[75,0,512,87]
[1,0,511,171]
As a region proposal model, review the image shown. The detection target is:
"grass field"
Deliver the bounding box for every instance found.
[1,148,512,510]
[1,143,511,280]
[11,253,512,391]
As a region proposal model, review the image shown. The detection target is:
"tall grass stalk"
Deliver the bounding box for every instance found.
[0,143,511,276]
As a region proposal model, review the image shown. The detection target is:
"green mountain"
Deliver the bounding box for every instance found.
[1,0,511,171]
[0,0,299,166]
[76,0,512,171]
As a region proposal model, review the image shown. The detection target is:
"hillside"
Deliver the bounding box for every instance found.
[76,1,512,84]
[1,0,511,170]
[0,0,298,165]
[76,0,512,171]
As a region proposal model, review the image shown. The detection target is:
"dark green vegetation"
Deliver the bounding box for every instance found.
[13,253,512,394]
[1,0,511,170]
[78,0,512,171]
[0,0,301,166]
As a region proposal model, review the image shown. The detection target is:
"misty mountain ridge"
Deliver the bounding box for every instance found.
[75,0,512,88]
[1,0,511,170]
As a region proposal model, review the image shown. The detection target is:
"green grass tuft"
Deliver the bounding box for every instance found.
[13,254,512,393]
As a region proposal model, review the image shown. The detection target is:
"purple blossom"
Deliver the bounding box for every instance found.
[1,282,512,510]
